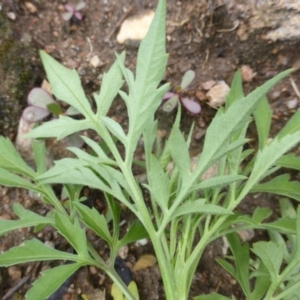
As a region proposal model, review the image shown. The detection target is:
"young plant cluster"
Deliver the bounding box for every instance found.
[1,0,300,299]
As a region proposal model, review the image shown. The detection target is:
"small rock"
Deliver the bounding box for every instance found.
[7,12,16,20]
[8,266,22,281]
[25,2,37,13]
[118,245,129,259]
[236,23,249,41]
[241,65,256,82]
[90,55,103,68]
[117,10,155,44]
[196,90,206,101]
[206,81,230,108]
[286,98,298,109]
[200,80,216,90]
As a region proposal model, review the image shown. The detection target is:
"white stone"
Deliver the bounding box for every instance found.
[117,10,155,44]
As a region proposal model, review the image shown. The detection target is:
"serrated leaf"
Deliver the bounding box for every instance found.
[26,116,94,140]
[226,69,243,109]
[25,263,82,300]
[263,217,296,235]
[277,153,300,171]
[39,50,94,119]
[253,96,272,150]
[196,69,293,180]
[169,127,191,177]
[119,220,149,248]
[54,212,89,258]
[172,199,231,218]
[191,175,246,192]
[94,52,125,118]
[244,132,300,193]
[74,202,112,245]
[145,154,170,211]
[252,241,284,282]
[0,203,54,236]
[0,167,39,191]
[251,174,300,201]
[0,239,78,266]
[226,233,251,296]
[32,139,47,174]
[120,0,169,163]
[0,137,35,178]
[101,116,127,144]
[278,109,300,139]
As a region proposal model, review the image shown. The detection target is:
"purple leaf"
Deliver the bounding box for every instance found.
[27,88,55,109]
[64,4,75,12]
[162,95,179,112]
[22,106,50,123]
[181,70,195,90]
[62,11,73,21]
[75,2,86,11]
[163,92,176,100]
[181,97,201,114]
[74,11,83,20]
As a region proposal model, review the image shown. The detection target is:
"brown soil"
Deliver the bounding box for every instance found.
[1,0,300,299]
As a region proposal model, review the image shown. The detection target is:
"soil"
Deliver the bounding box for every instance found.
[1,0,300,299]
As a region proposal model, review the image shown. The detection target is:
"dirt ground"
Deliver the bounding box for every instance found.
[1,0,300,299]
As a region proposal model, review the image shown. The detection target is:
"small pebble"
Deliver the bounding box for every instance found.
[241,65,256,82]
[90,55,103,68]
[117,10,155,44]
[206,81,230,108]
[8,266,22,281]
[7,12,16,20]
[25,2,37,13]
[286,98,298,109]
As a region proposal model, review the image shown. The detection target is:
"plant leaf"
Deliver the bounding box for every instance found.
[101,116,127,144]
[25,263,82,300]
[251,174,300,201]
[277,153,300,171]
[0,203,54,236]
[252,241,284,282]
[0,167,39,191]
[74,202,112,245]
[226,69,244,109]
[26,116,94,140]
[145,154,170,211]
[54,212,89,258]
[181,97,201,114]
[0,239,79,266]
[118,220,149,248]
[196,69,293,180]
[47,102,63,115]
[162,95,179,112]
[94,52,125,118]
[172,199,231,218]
[253,96,272,150]
[181,70,195,90]
[0,137,35,178]
[39,50,94,119]
[194,293,232,300]
[27,87,55,108]
[191,175,246,192]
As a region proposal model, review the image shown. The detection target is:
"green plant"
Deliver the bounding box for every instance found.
[1,0,300,299]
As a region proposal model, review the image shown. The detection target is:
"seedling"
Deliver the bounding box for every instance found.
[1,1,300,300]
[62,1,86,22]
[162,70,201,114]
[22,87,80,123]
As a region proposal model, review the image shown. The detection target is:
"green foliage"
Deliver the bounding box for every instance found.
[0,0,299,299]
